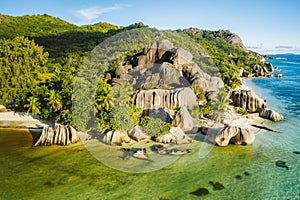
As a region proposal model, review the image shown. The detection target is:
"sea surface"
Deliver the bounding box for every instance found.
[0,54,300,200]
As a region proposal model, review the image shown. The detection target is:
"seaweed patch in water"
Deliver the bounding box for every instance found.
[190,188,209,196]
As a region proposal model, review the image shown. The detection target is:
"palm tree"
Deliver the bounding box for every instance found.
[25,96,41,115]
[46,90,62,112]
[211,89,232,123]
[94,78,114,113]
[112,82,135,107]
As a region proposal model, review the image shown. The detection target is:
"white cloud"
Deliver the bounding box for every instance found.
[75,5,122,25]
[247,43,300,55]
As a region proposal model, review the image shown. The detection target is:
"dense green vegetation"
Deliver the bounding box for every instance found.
[185,31,265,89]
[0,14,265,132]
[0,36,48,104]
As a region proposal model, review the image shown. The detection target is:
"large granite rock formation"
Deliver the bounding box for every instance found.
[34,124,80,146]
[172,106,198,132]
[127,40,223,93]
[256,108,284,122]
[265,62,274,72]
[102,130,131,145]
[134,87,197,111]
[202,126,255,146]
[182,63,224,92]
[156,127,192,144]
[129,125,151,142]
[252,64,270,77]
[184,28,247,50]
[113,39,224,123]
[230,90,266,112]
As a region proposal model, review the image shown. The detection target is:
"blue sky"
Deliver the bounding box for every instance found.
[1,0,299,54]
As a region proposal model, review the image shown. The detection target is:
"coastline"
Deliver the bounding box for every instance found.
[0,111,52,128]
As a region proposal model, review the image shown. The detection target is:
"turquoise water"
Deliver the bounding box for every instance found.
[1,54,300,199]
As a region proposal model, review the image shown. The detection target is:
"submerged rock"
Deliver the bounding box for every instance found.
[244,171,251,176]
[293,151,300,155]
[209,181,225,191]
[190,188,209,196]
[235,175,242,180]
[275,160,289,170]
[153,144,190,155]
[257,108,284,122]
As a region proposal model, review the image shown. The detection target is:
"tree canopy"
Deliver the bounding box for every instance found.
[0,36,48,104]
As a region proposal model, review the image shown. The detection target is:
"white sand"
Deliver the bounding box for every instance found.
[0,111,51,128]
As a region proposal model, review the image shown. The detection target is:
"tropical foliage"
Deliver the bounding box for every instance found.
[0,14,265,131]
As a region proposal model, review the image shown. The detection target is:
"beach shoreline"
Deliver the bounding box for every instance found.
[0,111,52,128]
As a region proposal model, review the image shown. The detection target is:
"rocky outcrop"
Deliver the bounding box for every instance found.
[156,127,192,144]
[215,29,247,50]
[34,124,80,146]
[129,126,151,142]
[131,39,174,66]
[127,40,223,93]
[184,28,247,50]
[252,64,270,77]
[202,126,255,146]
[239,68,252,78]
[182,63,224,92]
[172,47,193,66]
[265,62,274,72]
[256,108,284,122]
[122,62,190,89]
[102,130,131,145]
[134,87,197,111]
[230,90,266,112]
[172,106,198,132]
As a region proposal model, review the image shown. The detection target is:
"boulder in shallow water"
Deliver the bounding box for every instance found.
[156,127,192,144]
[204,126,255,146]
[256,108,284,122]
[103,130,131,145]
[129,126,151,142]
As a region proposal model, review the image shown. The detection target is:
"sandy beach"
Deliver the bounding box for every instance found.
[0,111,51,128]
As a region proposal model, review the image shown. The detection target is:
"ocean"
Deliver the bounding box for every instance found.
[0,54,299,199]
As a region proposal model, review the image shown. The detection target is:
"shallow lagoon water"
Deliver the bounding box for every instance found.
[0,126,299,199]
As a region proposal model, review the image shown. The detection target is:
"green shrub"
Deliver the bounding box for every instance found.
[235,109,249,115]
[139,116,172,137]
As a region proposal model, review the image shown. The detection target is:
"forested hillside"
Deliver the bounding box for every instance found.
[0,14,266,129]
